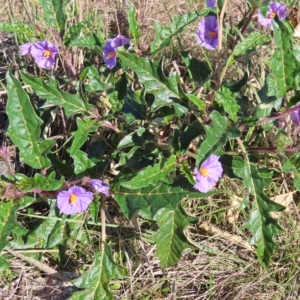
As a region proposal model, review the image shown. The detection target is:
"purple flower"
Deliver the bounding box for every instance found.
[20,41,58,69]
[196,16,218,50]
[257,2,287,28]
[290,107,300,126]
[57,186,93,215]
[103,34,130,69]
[207,0,216,8]
[87,179,110,196]
[194,154,223,193]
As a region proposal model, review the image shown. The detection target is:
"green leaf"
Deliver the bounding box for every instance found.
[186,94,205,111]
[69,35,102,48]
[80,65,108,92]
[121,155,177,189]
[0,202,20,251]
[232,157,284,267]
[39,0,66,34]
[16,172,64,192]
[151,11,201,55]
[151,204,198,267]
[181,51,211,84]
[118,52,188,117]
[196,111,240,165]
[121,88,148,123]
[117,128,155,150]
[72,244,128,300]
[269,20,299,97]
[72,150,96,174]
[21,73,93,117]
[24,202,88,249]
[179,120,205,150]
[0,22,33,35]
[119,143,157,169]
[64,21,86,47]
[0,256,10,269]
[128,4,141,44]
[6,71,54,169]
[226,32,271,67]
[112,178,221,220]
[70,118,98,156]
[215,91,240,122]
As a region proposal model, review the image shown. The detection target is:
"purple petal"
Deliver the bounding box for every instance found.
[290,109,300,126]
[196,16,218,50]
[112,34,130,47]
[57,186,93,215]
[207,0,216,8]
[20,42,34,55]
[194,175,215,193]
[87,179,110,196]
[103,41,117,69]
[193,154,223,193]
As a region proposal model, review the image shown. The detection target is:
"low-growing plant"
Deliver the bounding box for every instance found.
[1,0,300,298]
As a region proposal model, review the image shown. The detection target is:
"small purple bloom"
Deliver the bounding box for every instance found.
[290,107,300,126]
[194,154,223,193]
[257,2,287,28]
[87,179,110,196]
[196,16,218,50]
[57,186,93,215]
[103,34,130,69]
[20,41,58,69]
[207,0,216,8]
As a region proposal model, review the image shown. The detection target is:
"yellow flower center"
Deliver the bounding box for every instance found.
[200,168,209,177]
[69,194,78,205]
[108,51,116,59]
[209,31,217,38]
[43,50,51,58]
[268,12,276,19]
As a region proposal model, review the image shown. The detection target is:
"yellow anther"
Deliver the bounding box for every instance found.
[69,194,78,204]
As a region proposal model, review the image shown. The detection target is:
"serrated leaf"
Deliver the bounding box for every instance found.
[151,204,198,267]
[121,155,177,189]
[119,143,157,169]
[24,202,87,249]
[112,178,221,219]
[39,0,66,34]
[232,157,284,267]
[215,91,240,122]
[72,244,128,300]
[151,11,201,55]
[21,73,93,117]
[226,32,270,67]
[181,51,211,84]
[80,65,108,92]
[0,202,20,251]
[196,111,241,165]
[70,118,98,156]
[6,71,54,169]
[72,150,96,174]
[269,20,299,97]
[16,172,64,191]
[64,21,86,47]
[179,120,205,150]
[0,22,33,35]
[118,52,188,117]
[121,88,147,123]
[69,34,102,48]
[186,94,205,111]
[117,128,155,150]
[128,4,141,44]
